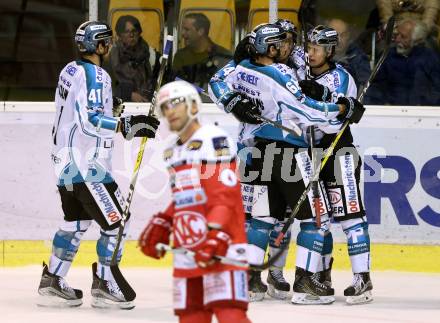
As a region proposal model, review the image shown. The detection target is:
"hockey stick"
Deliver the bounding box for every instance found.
[155,243,249,269]
[299,0,321,227]
[108,35,174,302]
[273,15,396,247]
[176,77,302,137]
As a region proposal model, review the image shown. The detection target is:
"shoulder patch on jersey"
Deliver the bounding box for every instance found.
[66,65,77,76]
[164,148,173,160]
[212,136,230,157]
[187,140,203,151]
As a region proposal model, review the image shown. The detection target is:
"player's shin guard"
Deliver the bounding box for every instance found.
[292,220,334,305]
[316,231,333,288]
[92,220,134,309]
[341,217,373,304]
[48,220,92,276]
[38,220,91,307]
[267,220,291,299]
[246,217,275,301]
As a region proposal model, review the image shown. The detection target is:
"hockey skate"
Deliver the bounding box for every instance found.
[344,272,373,305]
[291,267,335,305]
[267,269,290,300]
[316,257,333,288]
[37,262,83,307]
[248,270,267,302]
[91,262,135,310]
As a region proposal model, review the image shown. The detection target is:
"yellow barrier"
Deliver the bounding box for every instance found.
[1,240,439,272]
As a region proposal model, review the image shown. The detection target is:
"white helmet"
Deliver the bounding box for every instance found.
[157,80,202,117]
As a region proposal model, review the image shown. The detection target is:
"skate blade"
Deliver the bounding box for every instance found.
[37,293,82,308]
[291,292,335,305]
[91,296,135,310]
[267,284,289,300]
[346,291,373,305]
[249,291,265,302]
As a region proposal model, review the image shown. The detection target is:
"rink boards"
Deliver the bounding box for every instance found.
[0,102,439,270]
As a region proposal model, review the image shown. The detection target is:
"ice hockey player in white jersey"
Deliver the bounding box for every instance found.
[37,21,160,309]
[209,22,366,304]
[139,80,251,323]
[299,25,373,305]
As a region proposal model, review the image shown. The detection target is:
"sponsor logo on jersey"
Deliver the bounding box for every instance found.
[174,168,200,189]
[66,65,77,76]
[236,71,259,86]
[232,84,261,97]
[341,155,360,214]
[173,189,207,209]
[87,182,122,225]
[186,140,203,151]
[327,187,345,217]
[174,210,207,247]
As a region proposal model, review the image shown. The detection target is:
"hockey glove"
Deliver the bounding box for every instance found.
[112,96,125,117]
[336,97,365,124]
[194,230,231,268]
[225,92,262,124]
[138,212,172,259]
[299,80,332,102]
[119,115,160,139]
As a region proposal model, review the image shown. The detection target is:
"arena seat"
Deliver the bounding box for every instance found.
[247,0,301,32]
[108,0,164,51]
[178,0,235,50]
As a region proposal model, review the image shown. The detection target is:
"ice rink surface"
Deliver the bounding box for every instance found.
[1,267,439,323]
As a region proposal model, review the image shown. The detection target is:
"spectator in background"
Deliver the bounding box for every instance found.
[327,18,372,91]
[172,13,232,92]
[376,0,440,51]
[109,15,159,102]
[365,17,440,105]
[376,0,439,34]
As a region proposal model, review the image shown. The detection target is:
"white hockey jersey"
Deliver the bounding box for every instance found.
[208,59,342,148]
[312,63,358,135]
[51,60,119,186]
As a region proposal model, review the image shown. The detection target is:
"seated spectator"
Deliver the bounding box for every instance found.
[376,0,439,35]
[109,15,159,102]
[172,13,232,91]
[376,0,440,51]
[327,18,372,91]
[365,17,440,105]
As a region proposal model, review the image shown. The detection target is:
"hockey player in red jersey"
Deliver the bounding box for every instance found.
[139,80,251,323]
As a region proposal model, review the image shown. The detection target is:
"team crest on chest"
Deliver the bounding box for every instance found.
[174,210,207,248]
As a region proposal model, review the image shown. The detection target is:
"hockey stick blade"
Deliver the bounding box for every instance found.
[155,243,249,269]
[109,35,174,301]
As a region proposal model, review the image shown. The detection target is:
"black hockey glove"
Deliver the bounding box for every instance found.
[299,80,332,102]
[119,115,160,139]
[224,92,262,124]
[112,96,125,117]
[233,35,251,65]
[336,97,365,124]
